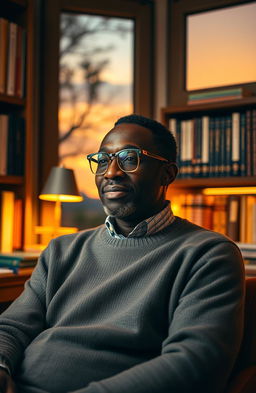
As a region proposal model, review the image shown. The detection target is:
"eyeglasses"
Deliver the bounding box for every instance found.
[87,148,169,175]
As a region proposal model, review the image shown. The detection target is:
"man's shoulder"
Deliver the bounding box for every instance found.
[47,224,105,250]
[174,216,238,248]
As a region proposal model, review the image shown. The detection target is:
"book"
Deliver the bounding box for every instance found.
[7,22,18,96]
[0,114,8,175]
[0,251,40,273]
[212,196,228,236]
[252,110,256,176]
[226,195,240,241]
[0,191,15,252]
[0,18,8,94]
[231,113,240,176]
[201,116,209,176]
[239,112,246,177]
[13,198,23,250]
[187,87,253,105]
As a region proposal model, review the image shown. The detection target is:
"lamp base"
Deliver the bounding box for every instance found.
[35,225,78,239]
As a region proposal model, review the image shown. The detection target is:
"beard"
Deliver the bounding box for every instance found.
[103,202,137,218]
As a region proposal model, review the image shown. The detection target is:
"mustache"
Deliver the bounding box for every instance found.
[101,181,133,193]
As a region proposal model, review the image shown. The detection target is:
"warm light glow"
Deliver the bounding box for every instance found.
[39,194,83,202]
[203,187,256,196]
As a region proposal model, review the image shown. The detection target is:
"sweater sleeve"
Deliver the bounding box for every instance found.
[0,246,49,374]
[69,240,245,393]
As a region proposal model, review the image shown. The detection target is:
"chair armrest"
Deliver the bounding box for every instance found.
[225,366,256,393]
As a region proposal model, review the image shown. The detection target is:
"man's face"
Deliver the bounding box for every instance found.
[95,123,169,223]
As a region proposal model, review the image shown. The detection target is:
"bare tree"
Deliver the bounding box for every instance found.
[59,14,132,158]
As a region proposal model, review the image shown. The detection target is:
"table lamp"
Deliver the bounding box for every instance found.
[38,166,83,234]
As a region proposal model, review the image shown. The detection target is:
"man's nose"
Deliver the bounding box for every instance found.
[104,157,125,178]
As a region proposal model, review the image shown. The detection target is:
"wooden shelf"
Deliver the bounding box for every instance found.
[173,176,256,189]
[0,267,33,311]
[0,175,24,185]
[162,97,256,120]
[2,0,27,10]
[0,93,25,107]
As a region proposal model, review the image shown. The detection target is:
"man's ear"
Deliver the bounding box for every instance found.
[161,163,178,186]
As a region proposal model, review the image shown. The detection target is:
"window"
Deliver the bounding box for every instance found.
[186,2,256,91]
[59,13,134,228]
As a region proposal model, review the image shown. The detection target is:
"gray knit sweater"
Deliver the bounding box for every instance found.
[0,217,245,393]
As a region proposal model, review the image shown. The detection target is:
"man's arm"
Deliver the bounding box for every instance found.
[0,248,49,375]
[69,241,245,393]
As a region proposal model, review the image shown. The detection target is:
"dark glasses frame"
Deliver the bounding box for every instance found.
[87,148,169,175]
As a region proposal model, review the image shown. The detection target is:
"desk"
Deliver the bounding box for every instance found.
[0,268,33,312]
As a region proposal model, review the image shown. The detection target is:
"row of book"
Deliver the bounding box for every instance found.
[172,194,256,244]
[0,190,23,253]
[0,18,26,97]
[0,114,25,176]
[169,109,256,178]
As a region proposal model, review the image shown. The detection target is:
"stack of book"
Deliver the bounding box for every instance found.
[169,110,256,178]
[187,87,252,105]
[0,251,40,274]
[172,194,256,243]
[0,114,25,176]
[0,18,26,97]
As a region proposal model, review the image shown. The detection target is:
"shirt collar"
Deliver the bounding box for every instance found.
[105,201,175,239]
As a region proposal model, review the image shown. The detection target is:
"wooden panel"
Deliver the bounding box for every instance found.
[0,268,33,303]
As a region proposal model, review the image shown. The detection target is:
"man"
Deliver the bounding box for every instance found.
[0,114,244,393]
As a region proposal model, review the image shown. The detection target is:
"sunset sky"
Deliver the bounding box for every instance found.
[187,2,256,90]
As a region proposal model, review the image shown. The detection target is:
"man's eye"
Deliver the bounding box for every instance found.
[98,158,107,164]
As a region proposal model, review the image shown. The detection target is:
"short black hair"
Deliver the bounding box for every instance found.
[115,114,177,162]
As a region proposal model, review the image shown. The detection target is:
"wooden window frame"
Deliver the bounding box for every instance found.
[167,0,256,106]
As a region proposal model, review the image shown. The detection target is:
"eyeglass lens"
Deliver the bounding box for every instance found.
[90,149,139,174]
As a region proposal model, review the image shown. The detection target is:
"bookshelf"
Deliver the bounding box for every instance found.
[162,97,256,245]
[0,0,39,250]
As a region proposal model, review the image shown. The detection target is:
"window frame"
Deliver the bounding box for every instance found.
[167,0,256,106]
[40,0,154,185]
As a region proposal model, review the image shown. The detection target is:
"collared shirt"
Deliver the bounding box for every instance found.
[105,202,175,239]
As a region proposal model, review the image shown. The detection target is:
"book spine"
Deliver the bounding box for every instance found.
[231,112,240,176]
[209,117,215,177]
[7,115,16,174]
[0,190,15,252]
[7,22,18,96]
[245,110,252,176]
[180,120,187,178]
[214,117,221,177]
[225,115,232,177]
[0,18,8,94]
[15,25,23,97]
[240,112,246,177]
[0,258,19,272]
[201,116,209,177]
[13,198,23,250]
[187,95,244,105]
[226,195,240,241]
[219,116,225,176]
[0,115,8,175]
[252,110,256,176]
